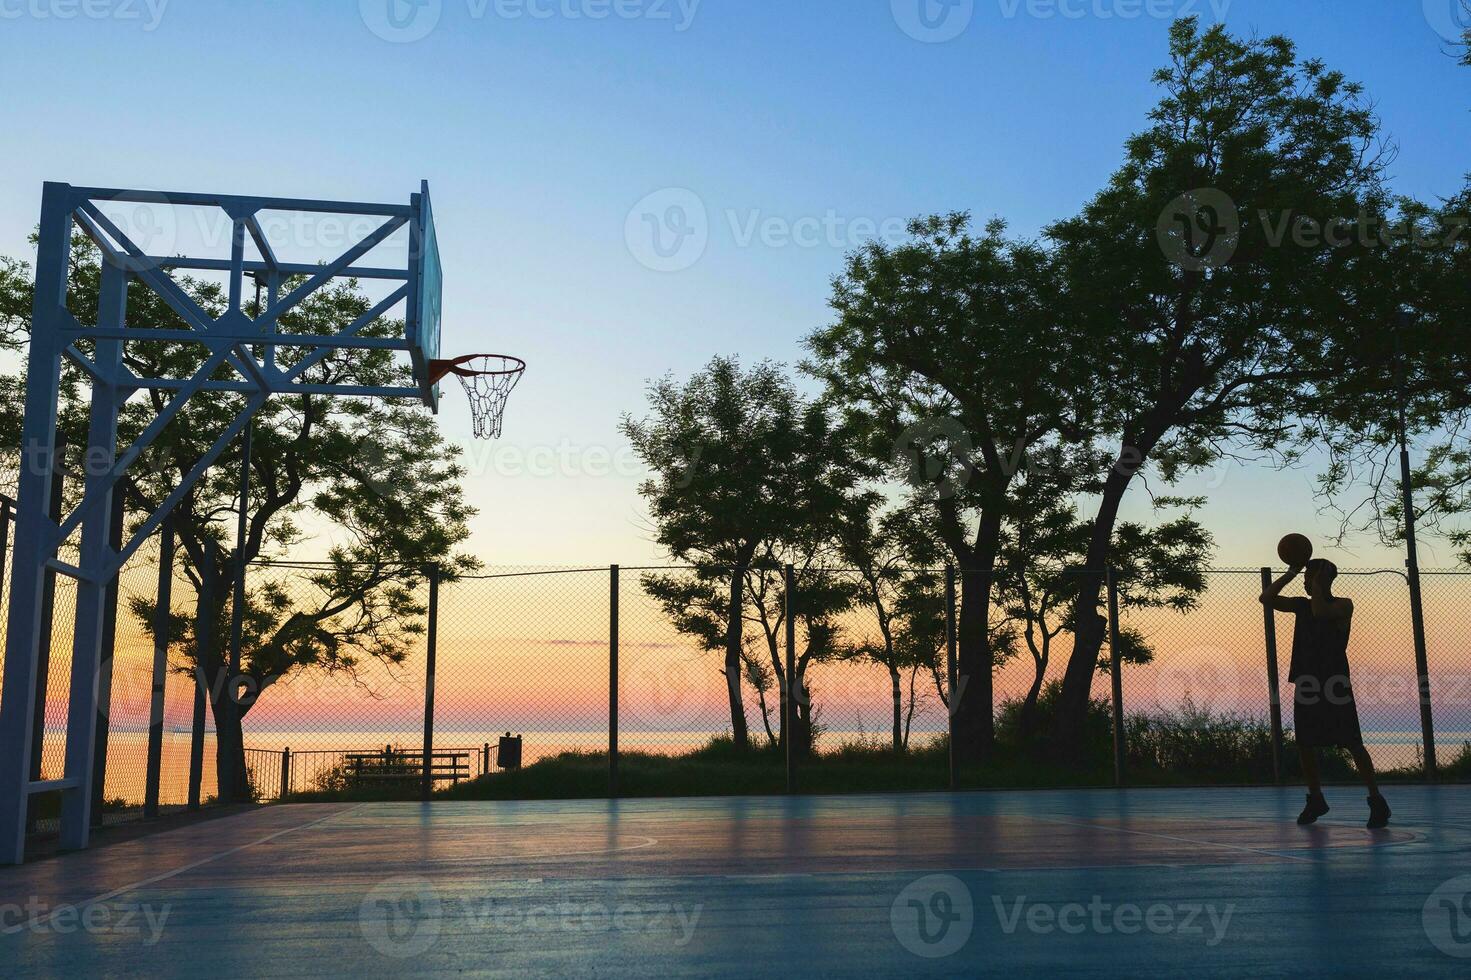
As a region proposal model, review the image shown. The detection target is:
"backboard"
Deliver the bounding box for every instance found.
[408,180,443,410]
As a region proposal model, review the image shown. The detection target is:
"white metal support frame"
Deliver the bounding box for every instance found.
[0,181,441,864]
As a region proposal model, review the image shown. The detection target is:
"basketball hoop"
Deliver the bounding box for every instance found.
[428,354,526,439]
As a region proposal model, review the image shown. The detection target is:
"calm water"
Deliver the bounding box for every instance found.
[49,728,1465,807]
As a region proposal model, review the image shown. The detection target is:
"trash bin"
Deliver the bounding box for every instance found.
[498,733,522,771]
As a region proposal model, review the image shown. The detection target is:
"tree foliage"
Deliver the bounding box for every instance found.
[1045,18,1400,751]
[623,356,866,748]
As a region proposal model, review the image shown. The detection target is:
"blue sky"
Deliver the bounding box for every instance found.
[1,0,1467,566]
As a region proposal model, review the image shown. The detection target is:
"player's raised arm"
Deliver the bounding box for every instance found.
[1260,567,1305,612]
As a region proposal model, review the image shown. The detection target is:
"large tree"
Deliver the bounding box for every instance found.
[1046,19,1399,753]
[0,238,477,802]
[808,215,1092,763]
[623,357,864,749]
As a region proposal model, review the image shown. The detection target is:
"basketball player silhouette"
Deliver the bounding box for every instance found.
[1262,558,1391,829]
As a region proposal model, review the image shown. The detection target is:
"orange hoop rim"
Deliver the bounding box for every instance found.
[428,353,526,386]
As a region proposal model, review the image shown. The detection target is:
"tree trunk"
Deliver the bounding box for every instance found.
[889,664,903,754]
[724,567,749,750]
[212,703,251,803]
[1018,665,1045,741]
[952,565,994,763]
[951,502,1002,764]
[193,576,253,803]
[795,681,813,757]
[1054,463,1134,759]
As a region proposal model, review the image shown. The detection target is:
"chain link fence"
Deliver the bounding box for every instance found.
[4,546,1469,828]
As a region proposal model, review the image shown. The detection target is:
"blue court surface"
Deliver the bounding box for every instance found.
[2,786,1469,977]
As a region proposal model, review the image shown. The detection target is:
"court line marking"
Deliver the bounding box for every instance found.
[412,835,661,866]
[1,804,365,936]
[1029,814,1318,864]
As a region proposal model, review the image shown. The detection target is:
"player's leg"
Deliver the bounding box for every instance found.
[1348,745,1390,828]
[1297,746,1329,824]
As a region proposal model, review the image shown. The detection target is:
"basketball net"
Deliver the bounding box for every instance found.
[431,355,526,440]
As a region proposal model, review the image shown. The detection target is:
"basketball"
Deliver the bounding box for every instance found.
[1278,533,1313,567]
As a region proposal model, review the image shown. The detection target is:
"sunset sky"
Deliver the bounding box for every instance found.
[1,1,1467,571]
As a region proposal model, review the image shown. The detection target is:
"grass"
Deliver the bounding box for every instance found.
[433,737,1108,803]
[284,683,1449,805]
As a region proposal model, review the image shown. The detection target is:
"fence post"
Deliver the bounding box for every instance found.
[483,742,490,776]
[91,489,126,827]
[1107,566,1126,787]
[1400,451,1438,778]
[785,564,797,794]
[144,517,175,818]
[610,564,620,799]
[1259,568,1285,784]
[945,565,958,792]
[0,497,11,600]
[422,563,440,803]
[280,747,290,801]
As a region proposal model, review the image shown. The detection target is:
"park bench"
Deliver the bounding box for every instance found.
[343,749,472,788]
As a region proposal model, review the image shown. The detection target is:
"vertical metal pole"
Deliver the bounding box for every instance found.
[144,518,175,819]
[0,182,70,865]
[91,488,126,826]
[58,257,127,851]
[1401,448,1438,778]
[25,437,66,835]
[0,497,10,611]
[1260,568,1285,784]
[483,742,490,776]
[1107,566,1126,787]
[610,565,619,798]
[784,564,797,794]
[421,564,440,802]
[0,184,72,864]
[280,747,290,801]
[945,566,958,791]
